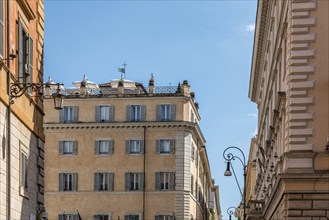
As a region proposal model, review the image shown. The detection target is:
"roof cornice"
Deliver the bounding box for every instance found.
[249,0,270,102]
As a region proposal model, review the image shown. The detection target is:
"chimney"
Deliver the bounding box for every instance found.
[80,81,86,96]
[182,80,191,96]
[118,79,124,94]
[148,74,155,95]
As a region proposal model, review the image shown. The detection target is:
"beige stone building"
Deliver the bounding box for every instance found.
[0,0,46,219]
[44,76,221,220]
[248,0,329,219]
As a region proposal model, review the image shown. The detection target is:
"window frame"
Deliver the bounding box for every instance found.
[94,172,114,191]
[95,140,114,155]
[155,172,175,191]
[59,140,77,155]
[125,172,144,191]
[126,139,144,155]
[59,173,78,191]
[156,104,176,122]
[20,146,28,195]
[156,139,174,154]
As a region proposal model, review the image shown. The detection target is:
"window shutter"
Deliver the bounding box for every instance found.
[59,109,64,123]
[73,214,79,220]
[169,216,174,220]
[59,173,64,191]
[58,214,65,220]
[73,106,79,122]
[170,139,175,154]
[109,105,114,122]
[59,141,64,155]
[109,173,114,191]
[73,141,78,155]
[141,105,146,121]
[155,216,161,220]
[95,106,101,122]
[28,36,33,81]
[95,141,100,155]
[72,173,77,191]
[126,140,130,155]
[170,172,175,190]
[155,172,160,190]
[126,105,131,122]
[109,140,114,155]
[18,20,24,82]
[156,105,161,121]
[170,104,176,121]
[140,140,144,154]
[156,140,160,154]
[94,173,99,191]
[125,173,130,191]
[124,216,129,220]
[140,172,144,191]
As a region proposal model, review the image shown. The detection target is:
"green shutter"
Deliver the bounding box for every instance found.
[95,141,100,155]
[126,140,130,154]
[156,105,161,121]
[109,140,114,155]
[170,139,175,154]
[170,104,176,121]
[94,173,99,191]
[125,173,130,191]
[141,105,146,121]
[156,140,160,154]
[170,172,175,190]
[109,105,114,122]
[109,173,114,191]
[72,173,77,191]
[73,106,79,122]
[140,140,144,154]
[18,20,24,82]
[27,36,33,86]
[59,141,64,155]
[126,105,131,121]
[59,173,64,191]
[155,172,160,190]
[73,141,78,155]
[140,172,144,191]
[95,106,101,122]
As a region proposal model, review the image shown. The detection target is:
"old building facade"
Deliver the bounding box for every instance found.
[44,77,221,220]
[0,0,45,219]
[249,0,329,219]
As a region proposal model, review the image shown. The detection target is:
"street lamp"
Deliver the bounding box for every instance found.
[10,81,65,110]
[223,146,247,220]
[227,206,237,220]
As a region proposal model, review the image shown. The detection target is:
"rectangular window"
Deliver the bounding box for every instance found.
[21,152,28,191]
[18,20,33,85]
[94,173,114,191]
[125,172,143,191]
[61,106,78,123]
[127,105,146,122]
[58,214,79,220]
[155,172,175,191]
[59,173,77,191]
[155,216,174,220]
[191,144,195,161]
[126,140,144,155]
[95,140,113,155]
[94,215,109,220]
[124,215,139,220]
[156,139,174,154]
[96,105,114,122]
[156,104,176,122]
[191,174,194,195]
[59,141,77,155]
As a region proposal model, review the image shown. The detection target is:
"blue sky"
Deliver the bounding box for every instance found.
[45,1,257,218]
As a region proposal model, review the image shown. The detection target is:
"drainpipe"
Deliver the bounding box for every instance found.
[143,126,146,219]
[6,0,11,219]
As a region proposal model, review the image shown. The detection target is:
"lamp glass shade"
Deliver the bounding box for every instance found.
[224,161,232,176]
[52,92,64,110]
